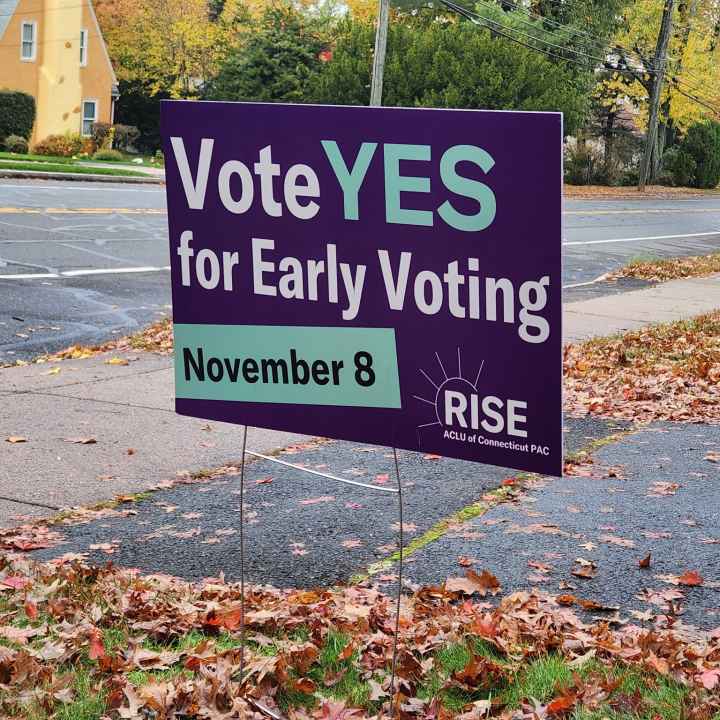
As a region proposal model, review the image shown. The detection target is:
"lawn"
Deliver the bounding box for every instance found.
[0,151,76,164]
[0,160,147,178]
[0,555,717,719]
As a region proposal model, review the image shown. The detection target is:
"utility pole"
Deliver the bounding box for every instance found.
[639,0,675,191]
[370,0,390,106]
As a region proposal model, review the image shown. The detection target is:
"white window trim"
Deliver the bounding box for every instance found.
[80,29,88,67]
[20,21,37,62]
[81,99,98,137]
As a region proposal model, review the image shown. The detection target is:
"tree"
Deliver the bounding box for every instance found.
[681,120,720,187]
[600,0,720,182]
[310,14,590,134]
[204,5,328,103]
[95,0,235,98]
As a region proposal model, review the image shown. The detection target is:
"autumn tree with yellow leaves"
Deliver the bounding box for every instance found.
[597,0,720,177]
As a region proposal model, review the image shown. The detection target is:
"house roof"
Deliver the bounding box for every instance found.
[0,0,20,42]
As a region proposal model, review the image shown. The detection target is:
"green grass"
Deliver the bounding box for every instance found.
[503,654,573,706]
[0,160,146,177]
[0,151,76,164]
[312,631,370,707]
[7,668,107,720]
[127,666,193,686]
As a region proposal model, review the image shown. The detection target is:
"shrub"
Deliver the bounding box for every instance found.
[680,121,720,189]
[0,90,35,142]
[33,132,84,157]
[113,124,140,151]
[92,148,124,161]
[564,143,602,185]
[663,147,697,187]
[92,122,113,150]
[3,134,29,154]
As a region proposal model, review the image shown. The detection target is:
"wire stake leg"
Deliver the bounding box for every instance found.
[239,425,248,682]
[388,446,404,717]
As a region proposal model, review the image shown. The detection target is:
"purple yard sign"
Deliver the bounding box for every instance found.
[161,101,563,476]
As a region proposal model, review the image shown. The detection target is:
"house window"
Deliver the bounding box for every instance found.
[21,21,37,62]
[80,29,88,66]
[81,100,97,137]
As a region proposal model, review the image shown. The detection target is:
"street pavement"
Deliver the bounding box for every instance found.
[2,179,720,360]
[3,273,719,528]
[2,178,720,631]
[23,418,719,630]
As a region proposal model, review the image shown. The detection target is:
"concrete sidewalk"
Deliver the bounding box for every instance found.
[2,274,719,527]
[0,354,307,526]
[563,274,720,342]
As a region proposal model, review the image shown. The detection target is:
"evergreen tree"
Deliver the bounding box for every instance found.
[204,5,328,103]
[309,14,590,134]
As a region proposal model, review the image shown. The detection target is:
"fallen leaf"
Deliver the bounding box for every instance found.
[105,357,129,366]
[546,694,576,714]
[300,495,335,506]
[423,453,442,460]
[639,553,652,569]
[678,570,704,586]
[64,437,97,445]
[648,481,680,497]
[600,533,635,548]
[88,628,106,660]
[698,668,720,690]
[5,436,27,443]
[24,600,38,619]
[446,569,501,597]
[1,575,31,589]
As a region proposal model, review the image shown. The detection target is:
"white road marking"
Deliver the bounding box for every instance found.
[562,274,609,289]
[564,207,720,216]
[0,272,59,279]
[61,266,171,277]
[563,230,720,246]
[0,266,170,280]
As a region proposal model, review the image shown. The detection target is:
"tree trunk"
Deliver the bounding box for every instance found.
[604,112,616,178]
[639,0,676,191]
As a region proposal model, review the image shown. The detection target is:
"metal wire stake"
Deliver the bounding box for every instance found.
[388,446,404,717]
[239,424,248,682]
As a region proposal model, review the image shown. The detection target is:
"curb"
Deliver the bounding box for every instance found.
[0,168,164,185]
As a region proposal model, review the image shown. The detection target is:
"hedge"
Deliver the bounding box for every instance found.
[0,90,36,142]
[681,121,720,189]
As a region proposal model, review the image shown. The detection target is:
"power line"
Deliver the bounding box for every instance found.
[479,0,662,73]
[440,0,720,116]
[455,1,613,66]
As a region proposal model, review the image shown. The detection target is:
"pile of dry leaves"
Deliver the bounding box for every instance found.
[5,317,174,367]
[564,311,720,423]
[564,185,719,200]
[607,254,720,283]
[0,555,718,719]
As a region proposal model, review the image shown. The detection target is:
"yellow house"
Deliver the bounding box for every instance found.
[0,0,118,144]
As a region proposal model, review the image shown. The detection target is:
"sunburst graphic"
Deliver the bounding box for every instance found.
[413,348,484,431]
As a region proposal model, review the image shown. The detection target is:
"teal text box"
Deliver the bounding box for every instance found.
[174,324,401,408]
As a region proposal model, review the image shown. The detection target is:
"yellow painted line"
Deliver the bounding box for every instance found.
[565,207,720,216]
[0,207,166,215]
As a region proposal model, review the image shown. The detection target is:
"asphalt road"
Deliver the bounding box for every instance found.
[1,179,720,360]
